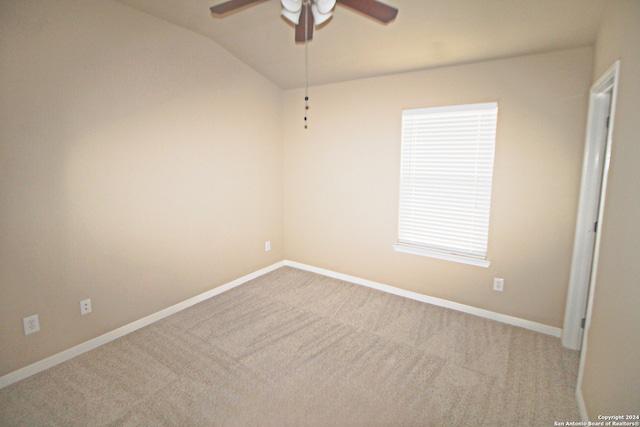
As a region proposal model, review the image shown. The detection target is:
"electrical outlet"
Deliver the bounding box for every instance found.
[80,298,92,315]
[265,241,271,252]
[23,314,40,335]
[493,278,504,292]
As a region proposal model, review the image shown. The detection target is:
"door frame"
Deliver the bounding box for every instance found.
[562,60,619,351]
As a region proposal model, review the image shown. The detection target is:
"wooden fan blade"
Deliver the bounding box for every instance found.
[295,3,314,42]
[337,0,398,23]
[210,0,266,16]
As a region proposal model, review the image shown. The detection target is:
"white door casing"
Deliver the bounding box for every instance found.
[562,61,619,351]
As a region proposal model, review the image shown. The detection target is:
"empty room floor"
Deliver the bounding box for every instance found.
[0,267,581,426]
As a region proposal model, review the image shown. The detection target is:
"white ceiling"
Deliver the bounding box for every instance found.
[113,0,607,89]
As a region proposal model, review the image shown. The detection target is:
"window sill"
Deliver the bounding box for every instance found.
[393,244,491,268]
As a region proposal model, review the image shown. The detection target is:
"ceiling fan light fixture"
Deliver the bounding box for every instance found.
[281,0,302,13]
[315,0,336,14]
[311,4,333,26]
[281,8,301,25]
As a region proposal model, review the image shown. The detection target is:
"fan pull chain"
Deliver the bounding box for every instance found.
[304,0,309,129]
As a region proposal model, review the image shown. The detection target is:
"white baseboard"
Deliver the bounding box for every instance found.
[284,260,563,338]
[0,261,285,390]
[1,259,562,389]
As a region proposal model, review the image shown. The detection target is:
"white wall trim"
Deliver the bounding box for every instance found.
[393,244,491,268]
[562,60,620,351]
[572,61,621,423]
[576,388,589,421]
[0,261,285,390]
[284,260,562,337]
[1,259,562,389]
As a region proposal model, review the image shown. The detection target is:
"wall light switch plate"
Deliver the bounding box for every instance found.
[265,241,271,252]
[23,314,40,335]
[493,278,504,292]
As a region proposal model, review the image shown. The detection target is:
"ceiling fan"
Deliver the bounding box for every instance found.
[210,0,399,42]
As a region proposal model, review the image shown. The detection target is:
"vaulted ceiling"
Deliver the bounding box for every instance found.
[114,0,607,89]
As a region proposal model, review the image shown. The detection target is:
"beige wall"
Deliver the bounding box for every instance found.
[0,0,283,376]
[284,47,593,328]
[581,0,640,416]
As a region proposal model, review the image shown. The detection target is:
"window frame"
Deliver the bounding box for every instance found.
[394,102,499,268]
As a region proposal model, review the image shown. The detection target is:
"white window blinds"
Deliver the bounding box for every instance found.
[395,102,498,267]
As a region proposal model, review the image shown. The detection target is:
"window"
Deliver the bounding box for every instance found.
[394,102,498,267]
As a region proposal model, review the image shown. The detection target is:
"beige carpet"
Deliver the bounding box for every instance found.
[0,266,581,426]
